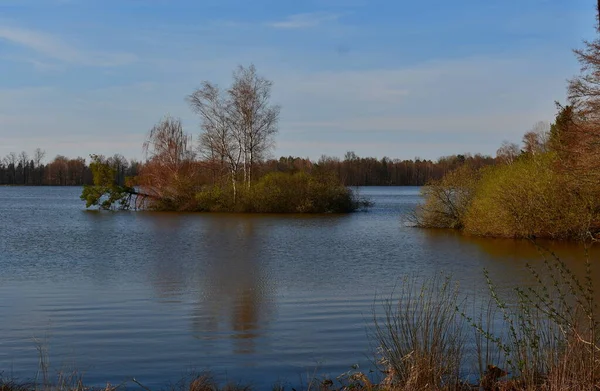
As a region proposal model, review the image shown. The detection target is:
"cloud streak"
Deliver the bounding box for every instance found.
[269,12,340,29]
[0,25,136,66]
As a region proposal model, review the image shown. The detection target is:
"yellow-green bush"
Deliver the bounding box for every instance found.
[463,153,593,239]
[414,165,480,229]
[193,171,364,213]
[248,171,360,213]
[195,184,233,212]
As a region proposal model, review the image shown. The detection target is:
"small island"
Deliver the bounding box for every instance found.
[81,65,368,214]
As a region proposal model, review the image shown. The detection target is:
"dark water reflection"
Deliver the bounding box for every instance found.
[422,229,600,298]
[0,186,597,388]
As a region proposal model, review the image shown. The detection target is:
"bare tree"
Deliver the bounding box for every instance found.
[188,64,280,195]
[188,81,242,198]
[18,151,29,184]
[496,141,520,165]
[33,148,46,185]
[564,34,600,185]
[522,121,550,155]
[143,116,194,166]
[4,152,18,184]
[228,65,280,187]
[139,117,200,209]
[532,121,550,151]
[33,148,46,168]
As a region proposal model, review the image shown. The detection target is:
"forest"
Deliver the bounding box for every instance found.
[0,150,138,186]
[0,149,495,187]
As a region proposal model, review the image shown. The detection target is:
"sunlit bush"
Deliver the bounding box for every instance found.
[247,171,360,213]
[464,153,593,239]
[413,165,480,229]
[193,171,364,213]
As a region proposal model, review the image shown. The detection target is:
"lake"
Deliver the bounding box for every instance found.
[0,186,597,389]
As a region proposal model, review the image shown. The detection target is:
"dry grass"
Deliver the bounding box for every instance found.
[186,374,252,391]
[372,276,466,391]
[369,245,599,391]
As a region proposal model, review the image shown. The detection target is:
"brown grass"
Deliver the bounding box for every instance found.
[372,276,465,391]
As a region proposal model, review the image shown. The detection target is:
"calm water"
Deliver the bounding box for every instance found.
[0,186,597,388]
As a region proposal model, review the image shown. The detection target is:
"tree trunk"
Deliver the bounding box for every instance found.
[231,169,237,204]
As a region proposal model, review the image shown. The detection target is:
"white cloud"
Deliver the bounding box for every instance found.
[0,25,136,66]
[269,12,340,29]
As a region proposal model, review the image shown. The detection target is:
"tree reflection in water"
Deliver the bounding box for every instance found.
[142,213,274,355]
[193,216,272,355]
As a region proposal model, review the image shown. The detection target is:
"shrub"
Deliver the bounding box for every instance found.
[413,165,480,229]
[195,184,233,212]
[248,171,360,213]
[463,153,594,239]
[374,248,599,390]
[192,171,365,213]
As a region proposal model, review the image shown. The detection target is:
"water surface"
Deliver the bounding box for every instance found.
[0,186,596,388]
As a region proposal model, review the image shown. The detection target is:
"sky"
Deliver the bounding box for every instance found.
[0,0,597,163]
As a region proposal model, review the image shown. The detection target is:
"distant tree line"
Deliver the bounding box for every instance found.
[263,152,496,187]
[0,150,140,186]
[1,64,499,192]
[0,149,497,187]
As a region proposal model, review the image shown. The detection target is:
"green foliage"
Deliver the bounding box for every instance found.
[414,165,480,229]
[195,184,233,212]
[249,171,360,213]
[194,171,366,213]
[464,153,593,239]
[80,154,135,210]
[417,148,599,239]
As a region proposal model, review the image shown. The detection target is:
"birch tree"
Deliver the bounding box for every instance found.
[228,65,280,187]
[187,81,242,200]
[187,64,280,196]
[496,141,520,165]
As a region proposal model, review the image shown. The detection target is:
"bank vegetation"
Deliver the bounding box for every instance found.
[414,32,600,240]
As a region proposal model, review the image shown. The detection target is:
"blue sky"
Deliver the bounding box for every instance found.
[0,0,597,162]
